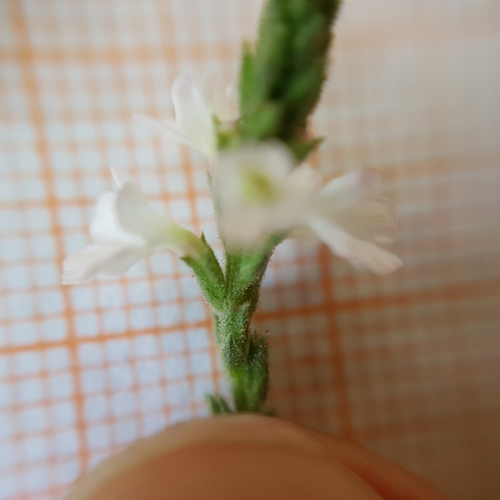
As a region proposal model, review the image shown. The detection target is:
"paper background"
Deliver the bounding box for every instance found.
[1,1,500,498]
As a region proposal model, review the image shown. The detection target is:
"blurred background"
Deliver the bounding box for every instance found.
[1,0,499,499]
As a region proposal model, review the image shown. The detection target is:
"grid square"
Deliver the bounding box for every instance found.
[183,301,206,322]
[136,359,162,385]
[165,172,187,194]
[0,414,15,439]
[17,379,45,405]
[169,199,191,221]
[108,364,134,390]
[50,401,77,427]
[42,317,67,342]
[0,238,26,261]
[86,425,111,451]
[21,437,49,463]
[165,381,191,407]
[157,304,181,327]
[3,266,31,290]
[153,279,179,302]
[0,443,16,468]
[139,386,163,412]
[20,407,48,433]
[84,395,109,422]
[9,321,38,346]
[114,419,138,445]
[98,284,125,309]
[75,314,99,337]
[81,369,106,395]
[48,373,74,399]
[37,290,64,315]
[111,391,137,417]
[33,263,59,287]
[189,352,212,376]
[15,352,42,376]
[129,307,155,330]
[133,335,158,358]
[164,356,188,380]
[101,310,127,334]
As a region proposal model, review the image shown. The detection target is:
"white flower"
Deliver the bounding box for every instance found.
[62,167,204,284]
[214,142,402,274]
[135,74,238,161]
[214,142,315,248]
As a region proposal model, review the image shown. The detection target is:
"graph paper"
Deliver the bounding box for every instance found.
[1,1,500,499]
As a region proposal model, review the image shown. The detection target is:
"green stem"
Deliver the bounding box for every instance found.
[195,0,343,413]
[211,248,273,413]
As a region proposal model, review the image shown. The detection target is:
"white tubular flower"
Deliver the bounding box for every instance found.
[214,142,316,249]
[214,141,401,274]
[62,167,204,284]
[136,74,238,161]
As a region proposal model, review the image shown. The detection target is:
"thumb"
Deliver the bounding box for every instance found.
[66,415,448,500]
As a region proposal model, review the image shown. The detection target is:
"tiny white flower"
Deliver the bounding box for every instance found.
[62,167,204,284]
[136,73,238,161]
[214,142,402,274]
[214,142,315,248]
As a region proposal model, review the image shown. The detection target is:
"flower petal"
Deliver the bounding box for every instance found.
[115,181,204,258]
[171,74,216,158]
[134,72,237,161]
[89,192,142,246]
[316,169,381,215]
[202,73,239,122]
[63,175,205,284]
[309,217,402,274]
[335,196,398,245]
[285,164,323,198]
[62,243,150,284]
[115,183,172,242]
[216,141,296,199]
[215,142,301,248]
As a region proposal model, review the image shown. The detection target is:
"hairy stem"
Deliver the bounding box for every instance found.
[203,0,343,413]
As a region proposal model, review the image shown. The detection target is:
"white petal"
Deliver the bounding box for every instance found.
[309,217,402,274]
[217,141,295,195]
[109,164,133,189]
[171,74,216,157]
[115,183,173,242]
[215,142,300,248]
[115,182,204,258]
[89,192,142,246]
[203,73,239,122]
[134,72,237,161]
[285,164,323,201]
[62,243,150,284]
[289,224,318,243]
[316,169,381,214]
[63,178,205,283]
[335,196,398,245]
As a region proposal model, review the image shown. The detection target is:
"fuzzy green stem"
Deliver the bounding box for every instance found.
[234,0,342,162]
[196,0,343,414]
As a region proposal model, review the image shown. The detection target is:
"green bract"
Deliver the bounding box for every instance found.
[236,0,341,162]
